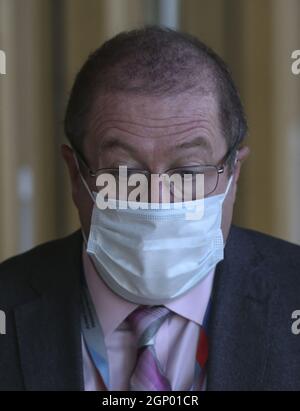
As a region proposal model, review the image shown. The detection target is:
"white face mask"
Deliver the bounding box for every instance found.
[80,171,233,305]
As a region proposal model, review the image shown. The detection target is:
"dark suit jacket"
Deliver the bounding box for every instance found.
[0,225,300,391]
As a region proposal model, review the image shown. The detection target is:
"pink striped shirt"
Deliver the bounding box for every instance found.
[82,248,214,391]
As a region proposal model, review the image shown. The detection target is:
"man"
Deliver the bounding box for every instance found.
[0,26,300,391]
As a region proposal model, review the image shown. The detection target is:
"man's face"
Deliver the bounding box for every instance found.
[62,91,248,242]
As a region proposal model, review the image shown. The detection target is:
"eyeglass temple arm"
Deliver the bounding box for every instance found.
[71,145,97,177]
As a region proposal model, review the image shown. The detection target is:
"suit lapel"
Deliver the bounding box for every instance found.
[14,231,84,391]
[206,226,276,390]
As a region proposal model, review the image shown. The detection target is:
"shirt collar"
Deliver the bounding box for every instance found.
[82,246,215,338]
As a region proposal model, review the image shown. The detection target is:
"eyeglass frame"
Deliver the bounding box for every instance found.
[71,137,239,196]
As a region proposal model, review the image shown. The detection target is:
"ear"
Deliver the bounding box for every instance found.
[61,144,81,205]
[228,145,250,204]
[233,145,250,184]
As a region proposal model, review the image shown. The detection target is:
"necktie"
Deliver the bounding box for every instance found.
[127,305,173,391]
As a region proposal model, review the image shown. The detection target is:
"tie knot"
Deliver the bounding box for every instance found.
[127,305,171,346]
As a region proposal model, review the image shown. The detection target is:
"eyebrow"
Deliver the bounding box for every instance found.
[176,136,212,153]
[98,135,212,155]
[99,138,138,154]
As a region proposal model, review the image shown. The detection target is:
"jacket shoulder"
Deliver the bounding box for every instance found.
[231,225,300,263]
[230,225,300,296]
[0,230,82,306]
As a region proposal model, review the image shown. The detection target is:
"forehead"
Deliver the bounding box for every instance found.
[89,92,220,127]
[85,92,226,161]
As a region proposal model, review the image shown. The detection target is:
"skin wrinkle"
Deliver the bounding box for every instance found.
[96,125,213,140]
[95,114,216,130]
[88,118,213,128]
[86,92,218,139]
[85,95,221,170]
[93,138,213,172]
[95,132,216,171]
[98,136,212,159]
[94,124,216,148]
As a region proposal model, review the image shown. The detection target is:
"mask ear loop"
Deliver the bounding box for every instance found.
[223,149,240,198]
[223,175,233,198]
[72,153,94,247]
[223,151,239,247]
[81,229,89,247]
[73,152,96,203]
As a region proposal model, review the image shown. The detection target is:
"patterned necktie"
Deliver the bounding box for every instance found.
[127,305,173,391]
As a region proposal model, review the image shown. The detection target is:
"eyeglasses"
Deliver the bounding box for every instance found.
[72,139,238,198]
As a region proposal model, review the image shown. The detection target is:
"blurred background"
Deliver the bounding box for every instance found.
[0,0,300,261]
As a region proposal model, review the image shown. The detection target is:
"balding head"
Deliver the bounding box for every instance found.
[64,25,247,170]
